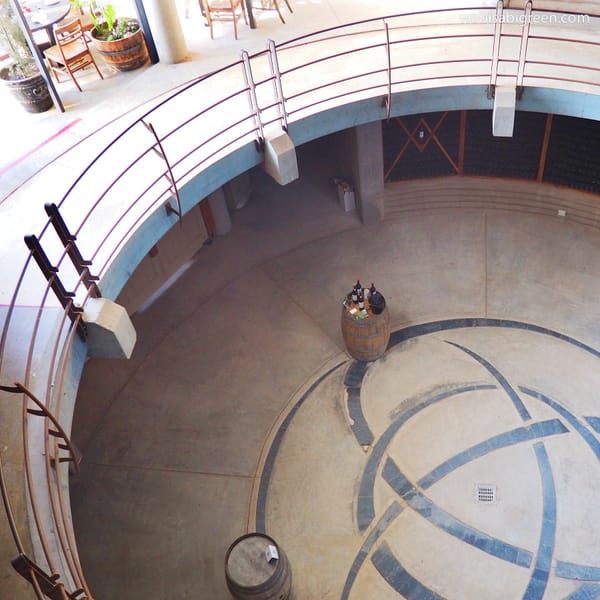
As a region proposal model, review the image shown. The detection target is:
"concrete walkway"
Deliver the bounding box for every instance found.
[70,140,600,599]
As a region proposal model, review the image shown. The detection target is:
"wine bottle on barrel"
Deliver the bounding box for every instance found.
[356,280,362,298]
[351,284,358,304]
[369,282,376,297]
[358,289,365,310]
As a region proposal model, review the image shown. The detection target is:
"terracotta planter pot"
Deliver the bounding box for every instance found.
[91,21,149,72]
[0,67,53,113]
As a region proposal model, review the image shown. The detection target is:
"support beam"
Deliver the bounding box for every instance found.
[337,122,385,224]
[207,188,232,235]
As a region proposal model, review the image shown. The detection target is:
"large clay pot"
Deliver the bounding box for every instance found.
[91,21,149,72]
[0,66,53,113]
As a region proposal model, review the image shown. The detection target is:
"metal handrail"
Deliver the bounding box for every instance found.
[1,5,599,597]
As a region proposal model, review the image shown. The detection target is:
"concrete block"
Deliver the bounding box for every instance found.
[83,298,137,359]
[263,132,299,185]
[492,86,516,137]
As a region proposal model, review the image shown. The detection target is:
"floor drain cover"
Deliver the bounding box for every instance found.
[477,484,497,504]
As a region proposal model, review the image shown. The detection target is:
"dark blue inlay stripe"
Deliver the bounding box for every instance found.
[418,419,568,490]
[556,562,600,582]
[584,417,600,434]
[521,387,600,463]
[383,457,532,568]
[344,360,369,388]
[356,384,497,533]
[347,386,374,446]
[523,443,556,600]
[255,361,346,533]
[446,340,531,421]
[341,502,403,600]
[564,585,600,599]
[371,542,445,600]
[388,319,600,360]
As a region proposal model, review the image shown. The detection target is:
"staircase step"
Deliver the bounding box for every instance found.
[383,177,600,229]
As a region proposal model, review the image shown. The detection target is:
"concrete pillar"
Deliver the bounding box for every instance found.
[336,122,384,224]
[493,86,517,137]
[83,298,137,359]
[207,188,232,235]
[262,132,299,186]
[142,0,188,63]
[224,171,252,210]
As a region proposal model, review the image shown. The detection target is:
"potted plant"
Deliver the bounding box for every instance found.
[89,2,148,72]
[0,0,53,112]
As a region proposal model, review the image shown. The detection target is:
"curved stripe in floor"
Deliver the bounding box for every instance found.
[253,318,600,599]
[254,360,346,533]
[382,456,533,568]
[355,383,495,533]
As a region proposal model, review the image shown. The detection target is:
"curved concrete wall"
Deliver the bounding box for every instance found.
[99,84,600,304]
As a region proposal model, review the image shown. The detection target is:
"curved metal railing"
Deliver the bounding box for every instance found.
[1,3,599,597]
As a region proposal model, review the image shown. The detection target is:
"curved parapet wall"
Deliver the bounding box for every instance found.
[1,4,599,597]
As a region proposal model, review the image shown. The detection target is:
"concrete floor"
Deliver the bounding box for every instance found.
[70,138,600,599]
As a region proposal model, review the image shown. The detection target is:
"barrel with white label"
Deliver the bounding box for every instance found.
[224,533,291,600]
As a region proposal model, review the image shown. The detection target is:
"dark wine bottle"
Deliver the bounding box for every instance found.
[356,280,362,296]
[369,282,376,297]
[351,284,358,303]
[358,289,365,310]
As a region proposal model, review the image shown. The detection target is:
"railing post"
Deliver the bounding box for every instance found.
[488,0,504,98]
[240,50,265,148]
[23,235,86,340]
[516,1,532,96]
[142,120,183,225]
[11,553,86,599]
[0,383,82,476]
[383,21,392,121]
[44,204,100,297]
[267,39,289,132]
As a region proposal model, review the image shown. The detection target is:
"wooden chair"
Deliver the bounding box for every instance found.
[44,19,103,92]
[203,0,248,40]
[255,0,293,24]
[57,5,95,38]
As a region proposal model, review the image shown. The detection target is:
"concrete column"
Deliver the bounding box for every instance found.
[142,0,188,63]
[354,121,384,224]
[337,122,384,224]
[224,171,252,210]
[207,188,232,235]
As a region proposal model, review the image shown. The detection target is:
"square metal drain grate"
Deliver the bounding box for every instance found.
[476,484,497,504]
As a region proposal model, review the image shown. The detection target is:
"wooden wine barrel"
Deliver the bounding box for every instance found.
[341,304,390,361]
[92,24,149,72]
[225,533,292,600]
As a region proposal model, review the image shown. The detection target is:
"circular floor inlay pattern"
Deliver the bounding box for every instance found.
[257,320,600,600]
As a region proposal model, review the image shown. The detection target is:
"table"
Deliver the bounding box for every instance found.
[20,0,71,44]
